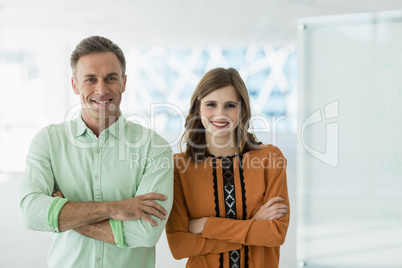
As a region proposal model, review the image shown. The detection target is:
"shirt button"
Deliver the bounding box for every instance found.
[96,148,100,153]
[97,257,101,262]
[95,175,99,180]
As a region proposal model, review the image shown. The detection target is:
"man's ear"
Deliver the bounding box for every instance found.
[71,77,79,95]
[122,75,127,93]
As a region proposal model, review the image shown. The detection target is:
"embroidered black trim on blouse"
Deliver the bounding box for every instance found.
[238,154,247,220]
[244,246,249,268]
[212,157,224,268]
[239,154,249,267]
[212,157,220,217]
[222,157,236,219]
[222,157,240,268]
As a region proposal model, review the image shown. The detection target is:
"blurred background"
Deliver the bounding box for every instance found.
[1,0,402,267]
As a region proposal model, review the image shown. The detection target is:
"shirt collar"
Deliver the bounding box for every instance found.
[75,115,87,137]
[74,112,126,140]
[108,114,126,140]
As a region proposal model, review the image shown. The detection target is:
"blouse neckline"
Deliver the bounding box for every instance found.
[209,154,240,159]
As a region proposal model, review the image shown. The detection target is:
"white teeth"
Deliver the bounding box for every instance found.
[213,122,228,127]
[94,100,111,104]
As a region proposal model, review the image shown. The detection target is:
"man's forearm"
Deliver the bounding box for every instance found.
[57,192,168,232]
[58,201,112,232]
[74,220,116,245]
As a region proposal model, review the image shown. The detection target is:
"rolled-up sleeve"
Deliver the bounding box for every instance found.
[109,148,174,248]
[109,219,128,248]
[19,128,69,233]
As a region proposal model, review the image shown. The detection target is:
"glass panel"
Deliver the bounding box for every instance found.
[297,11,402,267]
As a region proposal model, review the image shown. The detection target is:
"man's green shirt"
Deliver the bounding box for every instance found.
[19,115,173,268]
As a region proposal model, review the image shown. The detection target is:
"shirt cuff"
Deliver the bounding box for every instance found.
[46,197,69,233]
[109,219,128,248]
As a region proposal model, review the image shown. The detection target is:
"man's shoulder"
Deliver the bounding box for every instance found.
[28,121,73,153]
[123,119,171,150]
[124,119,151,134]
[44,121,70,131]
[33,121,70,138]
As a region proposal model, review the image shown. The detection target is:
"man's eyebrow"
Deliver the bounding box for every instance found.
[105,72,119,77]
[82,72,119,78]
[83,73,97,78]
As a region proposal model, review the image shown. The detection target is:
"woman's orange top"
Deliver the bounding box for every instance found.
[166,145,290,268]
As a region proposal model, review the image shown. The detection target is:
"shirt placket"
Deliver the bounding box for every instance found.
[87,130,105,268]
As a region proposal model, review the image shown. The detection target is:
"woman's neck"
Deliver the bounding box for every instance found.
[206,134,240,157]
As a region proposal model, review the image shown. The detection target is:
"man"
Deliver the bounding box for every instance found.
[19,36,173,268]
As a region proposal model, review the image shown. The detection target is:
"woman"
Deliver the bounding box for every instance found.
[166,68,290,268]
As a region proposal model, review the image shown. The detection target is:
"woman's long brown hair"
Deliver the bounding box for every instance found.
[179,68,260,161]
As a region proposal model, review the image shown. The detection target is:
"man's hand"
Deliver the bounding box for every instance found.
[110,193,168,227]
[188,217,209,234]
[52,191,64,198]
[52,191,168,229]
[251,196,288,221]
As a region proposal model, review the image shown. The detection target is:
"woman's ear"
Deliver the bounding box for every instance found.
[191,99,200,116]
[196,99,201,115]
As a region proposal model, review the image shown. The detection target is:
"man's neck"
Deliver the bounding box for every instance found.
[81,114,119,137]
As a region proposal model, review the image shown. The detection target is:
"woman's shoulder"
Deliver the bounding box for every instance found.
[173,152,187,164]
[173,152,196,172]
[244,144,287,169]
[246,143,285,158]
[173,152,186,160]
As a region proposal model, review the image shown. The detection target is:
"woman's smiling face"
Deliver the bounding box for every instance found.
[199,85,241,141]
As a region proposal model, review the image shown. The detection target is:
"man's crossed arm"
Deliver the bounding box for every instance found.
[52,191,168,245]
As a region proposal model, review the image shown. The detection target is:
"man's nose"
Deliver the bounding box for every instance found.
[95,80,109,95]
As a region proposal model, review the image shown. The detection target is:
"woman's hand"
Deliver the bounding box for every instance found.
[251,196,288,221]
[188,217,209,234]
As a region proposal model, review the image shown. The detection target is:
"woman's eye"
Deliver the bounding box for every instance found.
[227,104,236,108]
[206,103,216,107]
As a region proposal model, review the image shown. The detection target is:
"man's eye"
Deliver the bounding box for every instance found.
[106,77,117,81]
[86,78,96,82]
